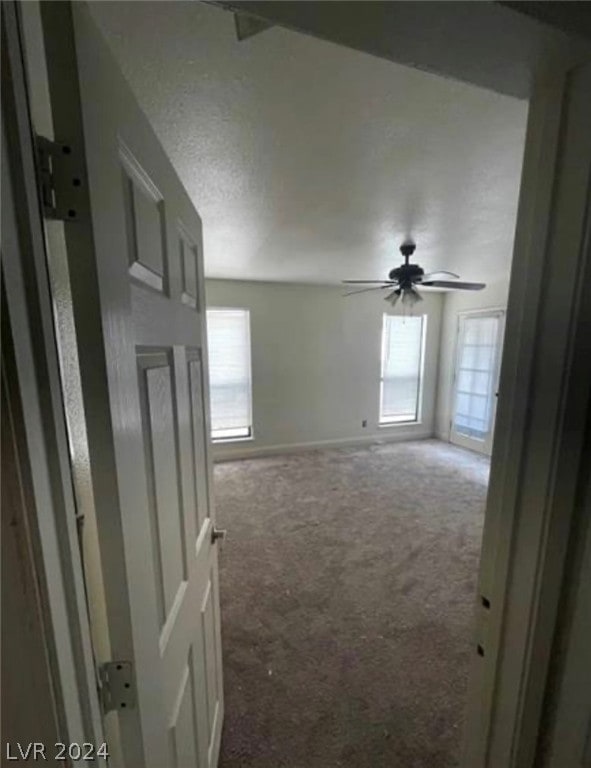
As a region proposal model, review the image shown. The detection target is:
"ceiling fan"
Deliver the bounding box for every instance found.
[343,242,486,307]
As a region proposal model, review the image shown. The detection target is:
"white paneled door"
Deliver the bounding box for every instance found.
[33,4,223,767]
[450,311,505,456]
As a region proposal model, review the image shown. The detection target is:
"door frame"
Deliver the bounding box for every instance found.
[4,2,590,768]
[463,64,591,768]
[1,0,104,752]
[449,307,506,456]
[540,452,591,768]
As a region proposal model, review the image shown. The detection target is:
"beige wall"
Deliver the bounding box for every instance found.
[435,278,510,441]
[206,280,443,460]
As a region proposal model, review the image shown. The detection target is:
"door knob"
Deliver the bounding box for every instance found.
[211,526,227,545]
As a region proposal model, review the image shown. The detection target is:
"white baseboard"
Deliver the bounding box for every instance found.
[212,430,434,462]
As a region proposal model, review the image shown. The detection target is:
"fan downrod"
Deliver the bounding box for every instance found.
[399,242,416,262]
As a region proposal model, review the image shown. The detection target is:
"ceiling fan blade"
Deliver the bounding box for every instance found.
[420,280,486,290]
[420,270,460,280]
[343,285,391,296]
[342,279,397,284]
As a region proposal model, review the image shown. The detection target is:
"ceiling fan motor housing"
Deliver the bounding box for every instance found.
[388,263,424,283]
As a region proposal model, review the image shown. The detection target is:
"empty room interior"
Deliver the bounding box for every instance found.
[83,4,528,765]
[27,4,591,768]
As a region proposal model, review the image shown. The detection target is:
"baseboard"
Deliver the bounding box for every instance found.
[212,430,434,462]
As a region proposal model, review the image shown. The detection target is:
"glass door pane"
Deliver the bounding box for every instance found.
[451,312,504,454]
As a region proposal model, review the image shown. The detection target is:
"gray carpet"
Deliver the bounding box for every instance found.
[214,439,489,768]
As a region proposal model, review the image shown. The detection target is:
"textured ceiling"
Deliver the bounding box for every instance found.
[89,1,528,285]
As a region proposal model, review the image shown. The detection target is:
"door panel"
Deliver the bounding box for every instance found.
[141,355,188,623]
[188,354,211,536]
[121,142,168,291]
[36,3,224,765]
[179,224,200,310]
[169,659,200,768]
[200,569,223,766]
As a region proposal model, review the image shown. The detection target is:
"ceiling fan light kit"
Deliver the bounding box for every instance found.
[385,288,401,307]
[343,241,486,307]
[401,286,423,306]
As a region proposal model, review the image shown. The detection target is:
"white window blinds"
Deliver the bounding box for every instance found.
[380,314,425,424]
[206,309,252,440]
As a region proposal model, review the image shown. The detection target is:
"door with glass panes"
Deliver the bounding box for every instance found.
[450,310,505,455]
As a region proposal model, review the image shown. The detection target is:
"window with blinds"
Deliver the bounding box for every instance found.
[206,308,252,441]
[380,314,426,424]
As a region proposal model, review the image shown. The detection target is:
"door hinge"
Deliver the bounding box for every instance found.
[98,661,136,714]
[36,136,83,221]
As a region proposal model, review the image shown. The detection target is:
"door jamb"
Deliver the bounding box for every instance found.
[463,64,591,767]
[1,0,104,751]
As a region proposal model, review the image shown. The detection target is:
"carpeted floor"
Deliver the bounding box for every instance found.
[214,439,489,768]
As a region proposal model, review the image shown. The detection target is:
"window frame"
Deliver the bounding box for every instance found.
[379,313,427,426]
[206,307,254,443]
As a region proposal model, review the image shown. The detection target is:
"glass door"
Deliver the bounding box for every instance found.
[450,310,505,455]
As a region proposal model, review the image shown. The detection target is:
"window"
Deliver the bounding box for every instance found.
[380,314,426,424]
[206,308,252,441]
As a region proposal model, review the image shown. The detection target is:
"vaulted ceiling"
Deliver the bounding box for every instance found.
[89,1,528,285]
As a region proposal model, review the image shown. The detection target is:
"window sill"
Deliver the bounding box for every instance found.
[212,435,254,445]
[378,420,422,428]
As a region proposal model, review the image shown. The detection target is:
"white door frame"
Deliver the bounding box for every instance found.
[4,2,590,767]
[449,307,506,456]
[463,64,591,767]
[1,0,104,752]
[541,462,591,768]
